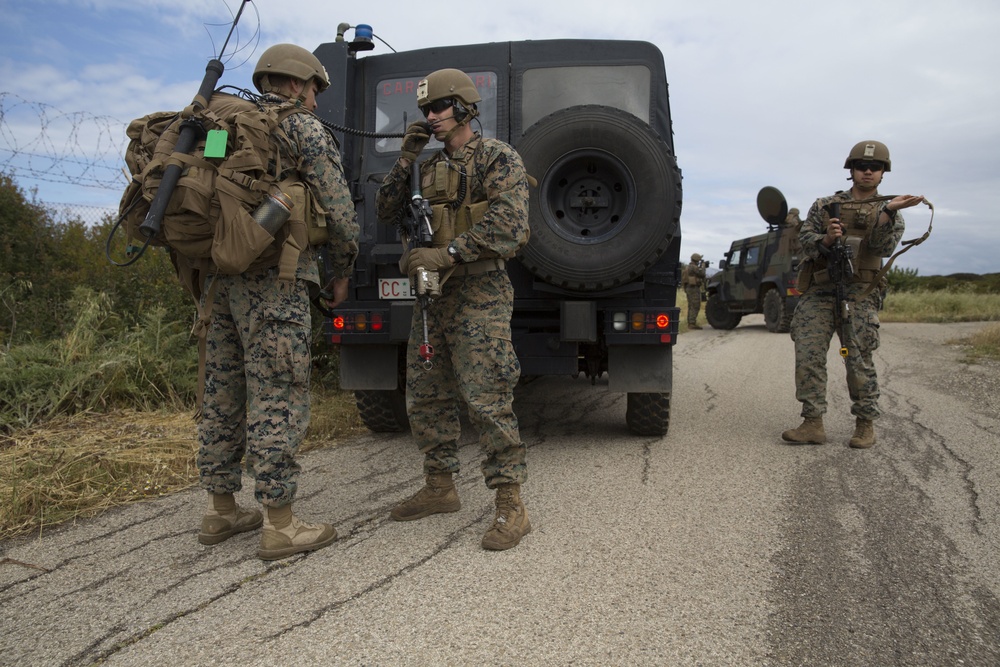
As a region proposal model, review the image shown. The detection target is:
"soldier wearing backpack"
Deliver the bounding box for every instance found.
[196,44,359,560]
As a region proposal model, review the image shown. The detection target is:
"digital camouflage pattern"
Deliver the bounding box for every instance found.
[377,134,530,487]
[271,96,359,280]
[197,267,311,504]
[406,271,526,486]
[198,102,359,506]
[376,136,530,262]
[683,261,706,324]
[791,189,905,421]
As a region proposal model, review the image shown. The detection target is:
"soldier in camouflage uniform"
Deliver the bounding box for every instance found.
[375,68,532,550]
[782,140,923,449]
[196,44,359,560]
[684,253,707,329]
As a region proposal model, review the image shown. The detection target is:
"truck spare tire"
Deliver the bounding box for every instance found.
[516,105,680,292]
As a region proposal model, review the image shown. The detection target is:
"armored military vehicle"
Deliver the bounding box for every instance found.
[705,186,801,333]
[313,30,683,435]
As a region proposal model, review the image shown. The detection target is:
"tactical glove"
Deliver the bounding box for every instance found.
[406,247,453,277]
[397,247,412,275]
[400,121,431,162]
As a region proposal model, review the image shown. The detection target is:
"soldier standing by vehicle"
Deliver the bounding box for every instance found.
[375,68,532,550]
[781,140,923,448]
[196,44,359,559]
[684,253,707,329]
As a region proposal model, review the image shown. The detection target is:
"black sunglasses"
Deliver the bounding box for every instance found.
[854,160,885,172]
[420,98,454,117]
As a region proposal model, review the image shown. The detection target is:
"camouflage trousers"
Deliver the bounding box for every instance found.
[790,285,882,421]
[197,267,312,506]
[684,285,702,324]
[406,270,526,488]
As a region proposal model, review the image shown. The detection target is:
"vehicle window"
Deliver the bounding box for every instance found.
[521,65,651,131]
[374,72,498,154]
[745,246,761,266]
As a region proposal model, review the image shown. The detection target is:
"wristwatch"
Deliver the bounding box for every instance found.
[882,205,897,221]
[447,244,463,264]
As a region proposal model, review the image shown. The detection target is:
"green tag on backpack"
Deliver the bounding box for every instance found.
[204,129,228,158]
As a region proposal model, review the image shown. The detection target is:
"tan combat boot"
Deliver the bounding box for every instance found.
[689,323,703,330]
[482,483,532,551]
[198,492,263,545]
[849,418,876,449]
[781,416,827,444]
[257,505,337,561]
[390,472,461,521]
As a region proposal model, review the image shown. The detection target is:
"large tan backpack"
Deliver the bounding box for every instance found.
[117,91,326,298]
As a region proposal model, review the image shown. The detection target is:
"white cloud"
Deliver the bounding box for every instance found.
[2,0,997,274]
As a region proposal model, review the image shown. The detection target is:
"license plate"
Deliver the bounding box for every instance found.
[378,278,415,299]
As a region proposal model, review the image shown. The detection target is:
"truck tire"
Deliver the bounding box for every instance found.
[517,105,680,291]
[626,392,671,436]
[354,389,409,433]
[762,289,793,333]
[705,293,742,330]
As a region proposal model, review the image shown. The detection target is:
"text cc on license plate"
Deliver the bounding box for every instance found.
[378,278,416,299]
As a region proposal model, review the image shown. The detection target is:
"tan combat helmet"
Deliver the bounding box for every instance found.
[253,44,331,94]
[691,253,702,262]
[844,140,891,172]
[416,68,481,121]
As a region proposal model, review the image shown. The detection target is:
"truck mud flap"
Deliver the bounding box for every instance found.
[340,344,400,390]
[607,345,672,393]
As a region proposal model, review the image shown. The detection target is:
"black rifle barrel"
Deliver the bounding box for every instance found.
[136,0,250,240]
[137,59,225,239]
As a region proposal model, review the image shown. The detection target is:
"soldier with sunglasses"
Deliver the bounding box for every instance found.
[375,69,532,550]
[782,140,924,449]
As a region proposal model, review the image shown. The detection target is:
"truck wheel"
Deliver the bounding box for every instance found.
[762,289,792,333]
[354,389,409,433]
[516,105,681,291]
[626,392,671,436]
[705,294,742,330]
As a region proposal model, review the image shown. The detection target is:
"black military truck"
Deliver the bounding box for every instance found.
[705,186,801,333]
[313,32,683,436]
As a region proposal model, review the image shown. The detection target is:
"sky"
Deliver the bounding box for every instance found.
[1,0,998,276]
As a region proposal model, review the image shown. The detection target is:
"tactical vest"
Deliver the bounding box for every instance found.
[117,92,332,293]
[419,138,499,259]
[811,198,884,287]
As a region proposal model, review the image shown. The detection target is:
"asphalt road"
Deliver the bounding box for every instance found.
[2,319,998,667]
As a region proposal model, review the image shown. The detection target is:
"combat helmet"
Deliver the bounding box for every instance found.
[416,68,481,120]
[691,253,702,262]
[844,140,891,172]
[253,44,331,94]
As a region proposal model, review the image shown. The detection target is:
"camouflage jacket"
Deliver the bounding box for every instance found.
[684,263,706,287]
[267,95,359,282]
[801,188,905,264]
[375,134,530,262]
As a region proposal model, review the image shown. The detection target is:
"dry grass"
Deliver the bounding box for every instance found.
[950,322,1000,362]
[0,388,364,541]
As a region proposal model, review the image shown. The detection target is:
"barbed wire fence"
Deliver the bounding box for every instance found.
[0,92,128,225]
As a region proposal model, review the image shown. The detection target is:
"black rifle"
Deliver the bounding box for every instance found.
[135,1,251,249]
[403,158,438,369]
[821,202,856,359]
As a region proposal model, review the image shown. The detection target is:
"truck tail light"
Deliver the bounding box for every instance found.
[329,310,387,333]
[611,310,672,339]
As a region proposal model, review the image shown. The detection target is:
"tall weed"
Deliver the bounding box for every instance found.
[0,288,197,432]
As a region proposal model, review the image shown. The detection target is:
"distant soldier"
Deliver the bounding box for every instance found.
[375,69,532,550]
[684,253,707,329]
[785,207,803,255]
[782,140,923,449]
